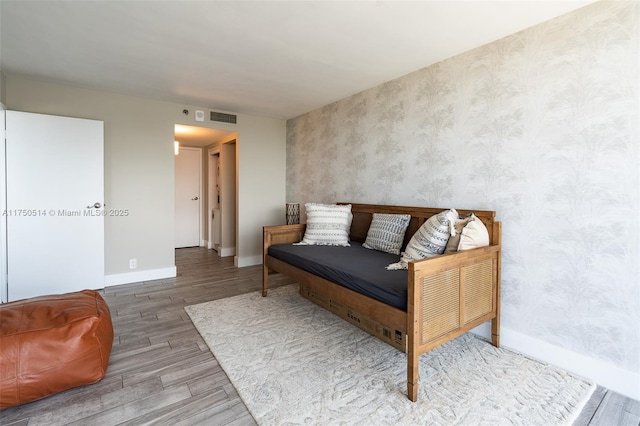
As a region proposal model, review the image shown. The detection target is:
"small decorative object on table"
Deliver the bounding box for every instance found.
[286,202,300,225]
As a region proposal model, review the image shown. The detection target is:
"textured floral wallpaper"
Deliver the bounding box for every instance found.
[286,1,639,374]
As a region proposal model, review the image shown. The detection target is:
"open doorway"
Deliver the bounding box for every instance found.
[208,150,221,251]
[174,124,237,256]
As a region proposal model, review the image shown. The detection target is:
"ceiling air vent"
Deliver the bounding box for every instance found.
[210,111,237,124]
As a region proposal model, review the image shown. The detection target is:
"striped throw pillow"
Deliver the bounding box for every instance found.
[295,203,352,246]
[386,209,458,270]
[363,213,411,255]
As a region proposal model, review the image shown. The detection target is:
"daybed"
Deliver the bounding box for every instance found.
[262,203,501,402]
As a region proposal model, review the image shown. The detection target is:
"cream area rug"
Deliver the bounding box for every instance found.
[185,285,595,426]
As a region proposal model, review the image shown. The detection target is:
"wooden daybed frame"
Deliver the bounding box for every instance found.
[263,203,501,402]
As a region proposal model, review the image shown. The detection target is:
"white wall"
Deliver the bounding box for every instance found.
[5,76,286,281]
[0,71,6,105]
[0,95,6,302]
[236,115,287,266]
[286,1,639,399]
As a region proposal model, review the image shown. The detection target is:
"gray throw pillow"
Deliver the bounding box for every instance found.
[363,213,411,255]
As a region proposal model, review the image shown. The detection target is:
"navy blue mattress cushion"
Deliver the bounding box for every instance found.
[268,242,409,311]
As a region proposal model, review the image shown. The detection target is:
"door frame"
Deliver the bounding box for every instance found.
[219,140,237,259]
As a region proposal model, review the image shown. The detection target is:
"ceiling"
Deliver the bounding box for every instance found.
[175,124,235,148]
[1,1,594,120]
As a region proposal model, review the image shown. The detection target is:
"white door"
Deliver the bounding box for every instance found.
[175,147,201,248]
[6,111,104,302]
[0,106,7,302]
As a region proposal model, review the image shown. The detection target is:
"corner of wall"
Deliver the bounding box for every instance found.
[471,324,640,401]
[0,70,6,106]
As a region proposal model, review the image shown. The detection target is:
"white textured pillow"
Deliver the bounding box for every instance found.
[387,209,458,270]
[363,213,411,255]
[458,216,490,251]
[444,213,474,254]
[295,203,352,246]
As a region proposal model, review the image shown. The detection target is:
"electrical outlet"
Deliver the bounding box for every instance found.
[129,258,137,269]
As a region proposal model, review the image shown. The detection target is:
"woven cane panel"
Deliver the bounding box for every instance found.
[421,269,460,344]
[463,259,494,323]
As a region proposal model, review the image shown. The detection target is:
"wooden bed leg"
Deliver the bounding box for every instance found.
[407,321,419,401]
[408,380,418,402]
[262,264,269,297]
[407,353,419,402]
[262,227,269,297]
[492,222,502,347]
[491,317,500,348]
[407,268,419,402]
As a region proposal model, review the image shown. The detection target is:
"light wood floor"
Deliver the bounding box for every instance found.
[1,247,638,425]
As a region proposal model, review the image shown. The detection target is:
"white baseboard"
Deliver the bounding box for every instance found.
[201,239,207,248]
[471,323,640,401]
[104,266,177,286]
[235,255,262,268]
[219,247,235,257]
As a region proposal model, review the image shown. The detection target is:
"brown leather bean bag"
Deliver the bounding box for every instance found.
[0,289,113,409]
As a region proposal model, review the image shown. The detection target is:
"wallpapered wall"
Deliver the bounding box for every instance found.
[286,1,639,374]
